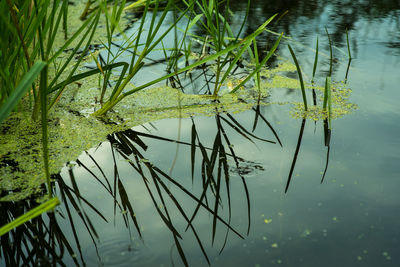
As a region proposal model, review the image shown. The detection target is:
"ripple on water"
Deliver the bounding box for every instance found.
[229,159,266,177]
[85,237,156,267]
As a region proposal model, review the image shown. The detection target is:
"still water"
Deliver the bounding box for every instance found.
[1,0,400,266]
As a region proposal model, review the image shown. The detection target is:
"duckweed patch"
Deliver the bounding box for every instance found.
[0,58,356,201]
[290,81,358,120]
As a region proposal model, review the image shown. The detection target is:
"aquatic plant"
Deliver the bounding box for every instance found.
[0,197,60,237]
[0,61,46,124]
[324,28,333,128]
[1,0,104,198]
[311,36,319,105]
[345,28,352,82]
[288,44,308,111]
[312,36,319,83]
[91,0,280,116]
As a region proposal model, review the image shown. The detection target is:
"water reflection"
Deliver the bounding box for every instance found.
[0,179,95,266]
[1,102,340,266]
[95,108,282,264]
[2,0,400,266]
[229,0,400,73]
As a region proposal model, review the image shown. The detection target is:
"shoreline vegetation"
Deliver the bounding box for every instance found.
[0,0,355,238]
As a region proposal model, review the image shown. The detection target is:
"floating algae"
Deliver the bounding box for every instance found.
[0,0,356,201]
[290,81,358,120]
[0,57,357,201]
[0,81,261,201]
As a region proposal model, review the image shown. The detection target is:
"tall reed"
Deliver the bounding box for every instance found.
[93,1,280,116]
[1,0,102,197]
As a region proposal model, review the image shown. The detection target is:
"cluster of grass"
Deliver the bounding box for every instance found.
[287,27,352,128]
[0,105,281,265]
[285,28,353,193]
[0,0,353,239]
[0,0,283,236]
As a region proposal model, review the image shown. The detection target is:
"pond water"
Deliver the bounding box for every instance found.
[1,0,400,266]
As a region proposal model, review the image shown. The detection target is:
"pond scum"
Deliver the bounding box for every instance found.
[0,0,356,203]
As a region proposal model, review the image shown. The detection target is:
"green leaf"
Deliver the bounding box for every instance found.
[0,61,46,124]
[288,44,308,111]
[0,197,60,237]
[188,14,203,30]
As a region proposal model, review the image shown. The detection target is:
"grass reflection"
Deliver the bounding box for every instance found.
[1,105,336,266]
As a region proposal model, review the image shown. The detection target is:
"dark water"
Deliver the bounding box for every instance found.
[1,1,400,266]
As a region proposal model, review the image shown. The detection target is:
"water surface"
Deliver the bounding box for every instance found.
[1,0,399,266]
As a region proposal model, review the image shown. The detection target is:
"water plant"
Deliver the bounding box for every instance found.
[312,36,319,83]
[288,44,308,111]
[0,61,46,124]
[90,0,281,116]
[1,0,104,199]
[345,28,352,82]
[324,28,333,128]
[311,36,319,105]
[323,76,332,127]
[0,197,60,237]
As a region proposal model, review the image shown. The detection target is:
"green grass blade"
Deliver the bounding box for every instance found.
[188,13,203,30]
[288,44,308,111]
[326,77,332,128]
[230,32,282,94]
[346,28,351,59]
[312,36,318,82]
[48,11,100,109]
[323,76,331,110]
[0,61,46,124]
[325,27,333,76]
[252,39,261,92]
[40,65,52,197]
[94,15,278,115]
[48,62,128,93]
[48,11,97,63]
[0,197,60,237]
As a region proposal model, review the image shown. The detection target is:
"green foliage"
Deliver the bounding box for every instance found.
[288,44,308,111]
[0,61,46,125]
[93,0,279,115]
[0,197,60,237]
[312,36,319,82]
[0,0,102,197]
[323,76,332,128]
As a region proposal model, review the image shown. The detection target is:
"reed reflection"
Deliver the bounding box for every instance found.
[1,105,336,266]
[105,107,279,264]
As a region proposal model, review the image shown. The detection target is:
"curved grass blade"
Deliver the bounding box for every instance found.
[346,28,352,60]
[325,27,333,76]
[323,76,332,129]
[312,36,318,82]
[0,61,46,124]
[211,132,223,245]
[288,44,308,111]
[117,178,142,238]
[154,164,244,239]
[251,106,283,147]
[95,14,279,115]
[191,121,197,183]
[150,166,210,265]
[285,119,306,193]
[321,119,331,183]
[225,113,276,144]
[230,32,282,93]
[48,11,101,109]
[321,145,330,184]
[0,197,60,237]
